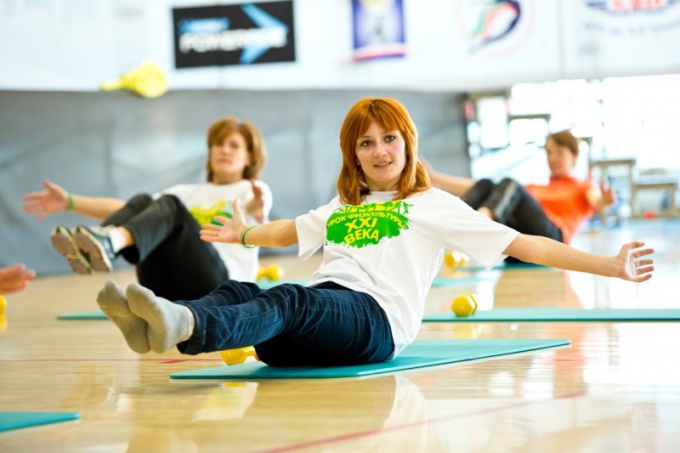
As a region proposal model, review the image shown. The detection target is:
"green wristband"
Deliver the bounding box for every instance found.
[67,193,74,211]
[240,226,257,249]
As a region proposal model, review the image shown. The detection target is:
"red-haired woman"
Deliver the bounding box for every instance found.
[93,98,653,365]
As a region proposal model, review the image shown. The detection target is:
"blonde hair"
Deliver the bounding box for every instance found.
[337,98,430,205]
[206,117,267,182]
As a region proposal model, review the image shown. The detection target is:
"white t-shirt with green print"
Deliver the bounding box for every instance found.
[158,180,272,282]
[295,187,519,357]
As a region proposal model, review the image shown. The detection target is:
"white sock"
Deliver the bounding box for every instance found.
[125,283,194,354]
[96,280,150,354]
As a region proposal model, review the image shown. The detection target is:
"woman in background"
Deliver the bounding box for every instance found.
[425,130,615,246]
[23,117,271,300]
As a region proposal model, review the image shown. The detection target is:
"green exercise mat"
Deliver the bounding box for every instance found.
[169,338,569,380]
[57,311,106,320]
[259,276,490,290]
[257,279,309,289]
[0,412,79,432]
[423,308,680,322]
[58,275,492,320]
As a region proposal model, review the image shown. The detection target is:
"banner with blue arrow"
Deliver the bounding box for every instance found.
[173,1,296,68]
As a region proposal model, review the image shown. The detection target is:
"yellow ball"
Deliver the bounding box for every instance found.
[220,346,258,365]
[0,295,6,315]
[257,265,284,281]
[451,293,478,317]
[443,250,468,268]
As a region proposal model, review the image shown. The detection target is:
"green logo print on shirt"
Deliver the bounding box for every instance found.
[188,199,233,226]
[326,201,413,248]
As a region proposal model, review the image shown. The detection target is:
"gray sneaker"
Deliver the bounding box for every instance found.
[73,225,118,273]
[51,226,93,275]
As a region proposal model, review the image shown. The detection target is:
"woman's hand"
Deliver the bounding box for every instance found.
[615,241,654,282]
[0,264,36,294]
[200,199,248,244]
[245,179,266,224]
[600,184,616,208]
[22,180,69,219]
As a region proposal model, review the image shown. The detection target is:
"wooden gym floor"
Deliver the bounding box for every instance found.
[1,218,679,452]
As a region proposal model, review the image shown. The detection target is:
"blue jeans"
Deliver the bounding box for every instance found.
[174,281,395,367]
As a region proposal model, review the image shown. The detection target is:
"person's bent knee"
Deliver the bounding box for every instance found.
[498,177,521,189]
[126,194,154,210]
[475,178,496,191]
[156,194,183,208]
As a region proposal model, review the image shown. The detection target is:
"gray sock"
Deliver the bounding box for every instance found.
[96,280,150,354]
[125,283,194,354]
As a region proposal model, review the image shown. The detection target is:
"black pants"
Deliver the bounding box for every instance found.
[462,178,563,262]
[103,194,229,300]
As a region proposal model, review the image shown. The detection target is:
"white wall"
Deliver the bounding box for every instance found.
[3,0,680,93]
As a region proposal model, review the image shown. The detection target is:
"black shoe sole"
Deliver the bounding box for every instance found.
[51,227,92,275]
[73,227,113,273]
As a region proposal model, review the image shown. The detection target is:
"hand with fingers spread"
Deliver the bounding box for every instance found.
[616,241,655,282]
[246,179,266,224]
[599,178,616,207]
[200,199,248,245]
[22,180,69,219]
[0,264,36,294]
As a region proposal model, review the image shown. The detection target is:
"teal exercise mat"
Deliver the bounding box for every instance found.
[170,338,569,380]
[56,276,490,320]
[55,274,492,320]
[0,412,79,432]
[257,279,308,289]
[431,276,492,287]
[260,276,490,290]
[423,308,680,322]
[57,310,106,320]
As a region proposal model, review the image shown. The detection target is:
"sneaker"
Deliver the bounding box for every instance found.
[73,225,118,272]
[50,226,93,275]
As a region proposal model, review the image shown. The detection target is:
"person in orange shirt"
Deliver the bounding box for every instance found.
[426,130,615,253]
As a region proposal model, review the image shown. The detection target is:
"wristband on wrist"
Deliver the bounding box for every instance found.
[67,193,75,211]
[240,226,257,249]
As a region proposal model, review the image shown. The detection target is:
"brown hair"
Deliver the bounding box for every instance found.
[206,117,267,182]
[337,98,430,205]
[546,130,580,159]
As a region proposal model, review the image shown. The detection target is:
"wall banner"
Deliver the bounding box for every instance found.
[352,0,406,62]
[172,1,295,69]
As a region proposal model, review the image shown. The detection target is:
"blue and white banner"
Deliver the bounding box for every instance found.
[352,0,406,62]
[172,1,296,69]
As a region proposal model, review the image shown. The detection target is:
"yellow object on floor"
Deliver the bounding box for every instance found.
[257,265,284,281]
[451,293,478,318]
[443,250,469,267]
[220,346,259,365]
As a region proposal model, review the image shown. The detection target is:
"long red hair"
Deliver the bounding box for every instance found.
[337,98,430,205]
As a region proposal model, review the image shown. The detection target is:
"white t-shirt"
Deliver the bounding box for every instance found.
[295,188,519,356]
[157,180,272,282]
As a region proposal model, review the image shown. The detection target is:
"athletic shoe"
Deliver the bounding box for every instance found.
[50,226,93,275]
[73,225,118,273]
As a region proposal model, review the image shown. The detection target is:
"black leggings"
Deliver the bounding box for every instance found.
[103,194,229,300]
[462,178,563,261]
